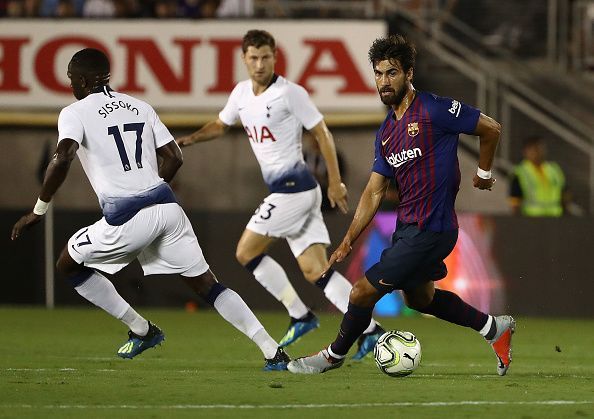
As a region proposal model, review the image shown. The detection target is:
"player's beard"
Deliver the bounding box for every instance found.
[379,84,407,106]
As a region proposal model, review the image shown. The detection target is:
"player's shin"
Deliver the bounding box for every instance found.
[71,268,149,335]
[315,269,378,334]
[329,303,374,358]
[207,282,278,359]
[246,254,309,319]
[417,289,489,332]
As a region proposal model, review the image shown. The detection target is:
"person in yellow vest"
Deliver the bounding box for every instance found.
[509,136,571,216]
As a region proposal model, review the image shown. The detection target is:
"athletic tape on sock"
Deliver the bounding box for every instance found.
[244,254,266,272]
[206,282,228,306]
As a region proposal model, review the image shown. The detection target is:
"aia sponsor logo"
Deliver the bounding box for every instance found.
[245,125,276,143]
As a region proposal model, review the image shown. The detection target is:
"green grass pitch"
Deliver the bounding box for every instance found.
[1,307,593,419]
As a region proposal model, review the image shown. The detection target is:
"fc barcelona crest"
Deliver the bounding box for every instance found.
[407,122,419,137]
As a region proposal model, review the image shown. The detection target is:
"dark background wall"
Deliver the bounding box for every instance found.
[2,210,593,317]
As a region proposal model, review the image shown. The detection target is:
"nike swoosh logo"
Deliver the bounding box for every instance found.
[378,279,393,287]
[381,137,390,146]
[393,161,408,168]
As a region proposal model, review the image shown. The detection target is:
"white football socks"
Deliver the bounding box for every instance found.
[121,307,150,336]
[252,255,309,319]
[213,288,278,359]
[74,271,148,335]
[325,271,378,334]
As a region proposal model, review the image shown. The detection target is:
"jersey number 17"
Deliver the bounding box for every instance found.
[107,122,145,172]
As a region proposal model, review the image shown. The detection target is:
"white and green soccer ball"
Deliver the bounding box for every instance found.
[373,330,422,377]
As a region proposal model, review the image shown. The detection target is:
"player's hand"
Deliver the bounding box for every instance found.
[473,175,496,191]
[323,239,353,276]
[327,182,349,214]
[11,212,43,241]
[176,135,195,148]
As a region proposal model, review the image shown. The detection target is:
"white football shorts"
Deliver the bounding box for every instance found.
[67,203,209,277]
[246,185,331,257]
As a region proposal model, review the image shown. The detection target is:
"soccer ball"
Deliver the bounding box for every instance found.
[373,330,422,377]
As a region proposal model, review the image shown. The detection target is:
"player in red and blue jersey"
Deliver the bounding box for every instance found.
[288,35,516,376]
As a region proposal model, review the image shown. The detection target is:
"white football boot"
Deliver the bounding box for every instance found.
[287,348,344,374]
[487,315,516,376]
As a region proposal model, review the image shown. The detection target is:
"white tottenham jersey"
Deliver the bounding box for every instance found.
[218,75,323,193]
[58,87,174,207]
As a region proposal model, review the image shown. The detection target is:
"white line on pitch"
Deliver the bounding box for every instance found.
[3,369,592,380]
[2,401,593,410]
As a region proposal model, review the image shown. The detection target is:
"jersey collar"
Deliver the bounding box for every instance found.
[90,85,115,98]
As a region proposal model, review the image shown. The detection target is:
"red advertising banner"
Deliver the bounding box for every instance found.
[0,20,386,116]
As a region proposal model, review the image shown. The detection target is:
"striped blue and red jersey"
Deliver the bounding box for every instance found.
[372,91,480,232]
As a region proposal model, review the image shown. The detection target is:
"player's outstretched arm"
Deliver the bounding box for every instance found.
[326,172,390,271]
[157,140,183,183]
[176,119,230,148]
[473,113,501,191]
[309,120,348,213]
[11,139,78,240]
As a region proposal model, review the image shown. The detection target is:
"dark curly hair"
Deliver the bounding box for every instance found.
[70,48,110,75]
[242,30,276,53]
[368,35,416,73]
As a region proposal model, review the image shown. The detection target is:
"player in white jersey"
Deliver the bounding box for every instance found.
[177,30,384,359]
[10,48,290,370]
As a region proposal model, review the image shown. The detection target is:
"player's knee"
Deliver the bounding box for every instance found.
[302,265,324,283]
[235,247,253,266]
[403,292,432,310]
[183,269,218,298]
[349,279,378,306]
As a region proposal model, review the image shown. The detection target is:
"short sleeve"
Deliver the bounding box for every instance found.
[371,135,393,178]
[149,107,174,148]
[285,83,323,130]
[427,94,480,135]
[57,107,84,145]
[218,84,241,126]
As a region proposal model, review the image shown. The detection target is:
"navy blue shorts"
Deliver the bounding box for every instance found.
[365,221,458,294]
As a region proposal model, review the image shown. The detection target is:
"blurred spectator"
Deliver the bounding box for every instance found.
[253,0,286,17]
[6,0,25,16]
[178,0,220,18]
[55,0,76,16]
[216,0,253,18]
[508,136,572,217]
[196,0,219,18]
[40,0,84,16]
[154,0,177,17]
[83,0,115,17]
[114,0,141,17]
[177,0,200,17]
[24,0,40,15]
[6,0,40,16]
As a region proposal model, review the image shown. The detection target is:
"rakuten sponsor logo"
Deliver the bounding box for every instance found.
[386,147,422,168]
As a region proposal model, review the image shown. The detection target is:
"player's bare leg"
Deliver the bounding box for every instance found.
[236,229,316,347]
[405,281,515,376]
[288,277,382,374]
[56,246,162,359]
[183,268,289,370]
[297,244,384,358]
